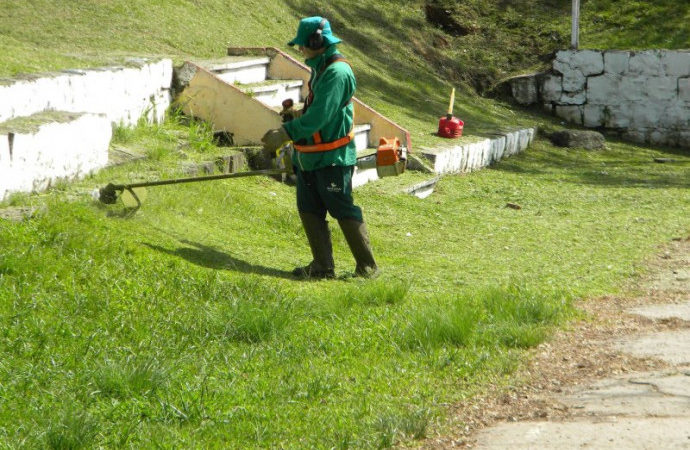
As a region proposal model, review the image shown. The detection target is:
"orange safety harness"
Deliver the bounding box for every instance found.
[294,55,355,153]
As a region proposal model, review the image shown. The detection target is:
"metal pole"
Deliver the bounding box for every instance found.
[571,0,580,49]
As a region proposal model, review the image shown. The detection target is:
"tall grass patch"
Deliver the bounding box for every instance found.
[479,285,573,348]
[91,357,168,399]
[398,296,481,350]
[185,278,294,344]
[398,285,573,351]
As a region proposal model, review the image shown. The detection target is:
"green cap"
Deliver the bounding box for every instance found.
[288,16,342,48]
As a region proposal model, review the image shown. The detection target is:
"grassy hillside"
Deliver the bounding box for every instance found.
[2,1,688,145]
[1,0,689,448]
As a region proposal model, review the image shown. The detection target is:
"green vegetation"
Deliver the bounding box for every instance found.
[1,119,688,446]
[1,0,689,448]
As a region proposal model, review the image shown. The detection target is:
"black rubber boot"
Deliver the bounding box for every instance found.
[338,219,379,278]
[292,213,335,280]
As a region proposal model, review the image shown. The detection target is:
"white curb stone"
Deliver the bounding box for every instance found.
[417,128,535,176]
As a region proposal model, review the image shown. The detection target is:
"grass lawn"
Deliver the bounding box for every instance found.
[1,0,689,447]
[1,118,688,447]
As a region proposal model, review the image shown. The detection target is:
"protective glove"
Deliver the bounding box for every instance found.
[280,98,303,123]
[261,127,291,154]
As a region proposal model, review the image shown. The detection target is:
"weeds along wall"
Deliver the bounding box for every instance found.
[509,50,690,148]
[0,59,172,201]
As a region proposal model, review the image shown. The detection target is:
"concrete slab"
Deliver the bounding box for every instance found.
[561,372,690,416]
[615,330,690,365]
[630,302,690,321]
[474,418,690,449]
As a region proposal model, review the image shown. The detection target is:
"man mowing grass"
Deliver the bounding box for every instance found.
[262,16,378,280]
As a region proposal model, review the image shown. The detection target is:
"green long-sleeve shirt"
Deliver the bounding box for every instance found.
[283,45,357,171]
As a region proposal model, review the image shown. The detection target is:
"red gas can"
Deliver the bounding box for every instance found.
[438,114,464,139]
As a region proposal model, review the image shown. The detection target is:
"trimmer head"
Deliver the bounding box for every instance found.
[98,183,122,204]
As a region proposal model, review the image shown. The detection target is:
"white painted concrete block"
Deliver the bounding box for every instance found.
[661,103,690,129]
[0,112,111,200]
[587,74,622,105]
[0,82,14,122]
[584,105,606,127]
[628,50,663,76]
[0,134,10,199]
[680,78,690,103]
[540,74,562,102]
[661,52,690,76]
[511,76,538,105]
[491,136,506,163]
[504,132,518,156]
[562,70,586,92]
[478,139,492,169]
[216,65,268,85]
[630,103,664,128]
[560,91,586,105]
[604,105,631,128]
[619,76,648,102]
[604,51,629,75]
[645,76,680,102]
[556,50,604,76]
[555,105,583,125]
[518,129,530,151]
[352,166,378,188]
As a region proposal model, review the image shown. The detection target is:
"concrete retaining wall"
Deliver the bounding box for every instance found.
[0,59,173,200]
[509,50,690,148]
[0,112,112,200]
[0,58,173,127]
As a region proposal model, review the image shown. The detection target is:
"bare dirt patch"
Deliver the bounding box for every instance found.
[423,236,690,448]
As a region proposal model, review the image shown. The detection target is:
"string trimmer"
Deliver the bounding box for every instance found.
[96,168,287,208]
[97,146,291,209]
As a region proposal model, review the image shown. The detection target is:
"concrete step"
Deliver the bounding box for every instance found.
[354,123,371,152]
[237,79,303,108]
[194,56,270,85]
[0,111,112,200]
[353,147,379,188]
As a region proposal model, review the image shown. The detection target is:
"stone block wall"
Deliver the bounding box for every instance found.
[0,58,173,127]
[509,50,690,148]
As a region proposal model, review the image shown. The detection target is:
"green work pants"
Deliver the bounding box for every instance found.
[295,165,363,223]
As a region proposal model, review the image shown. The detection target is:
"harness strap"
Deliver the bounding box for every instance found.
[294,129,356,153]
[296,54,355,154]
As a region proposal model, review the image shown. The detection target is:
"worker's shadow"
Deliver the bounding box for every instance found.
[143,240,294,279]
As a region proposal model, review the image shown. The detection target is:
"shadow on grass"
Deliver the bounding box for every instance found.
[143,240,295,279]
[492,139,690,189]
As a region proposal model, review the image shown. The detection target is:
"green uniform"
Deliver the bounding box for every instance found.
[283,45,362,222]
[283,45,357,171]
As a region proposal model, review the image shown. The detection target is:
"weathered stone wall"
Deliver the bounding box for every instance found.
[509,50,690,148]
[0,58,173,127]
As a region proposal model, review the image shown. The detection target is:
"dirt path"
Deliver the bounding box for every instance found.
[425,236,690,448]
